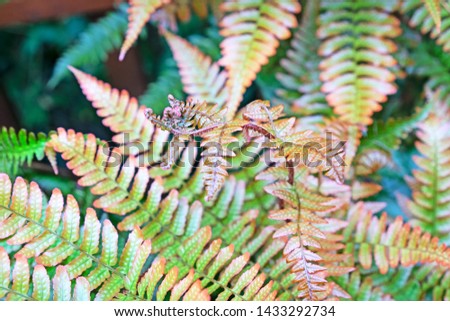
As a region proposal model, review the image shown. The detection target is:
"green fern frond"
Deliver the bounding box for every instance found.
[370,264,450,300]
[0,174,149,300]
[342,202,450,274]
[317,0,401,126]
[0,249,91,301]
[403,106,450,243]
[359,103,432,151]
[276,0,331,116]
[402,0,450,52]
[156,226,278,301]
[411,42,450,105]
[219,0,301,119]
[0,127,56,176]
[423,0,443,32]
[164,31,228,107]
[48,128,171,229]
[49,9,128,87]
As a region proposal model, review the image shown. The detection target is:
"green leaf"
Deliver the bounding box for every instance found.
[359,103,432,151]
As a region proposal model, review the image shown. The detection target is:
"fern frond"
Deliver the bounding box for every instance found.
[276,0,331,116]
[359,104,432,151]
[342,202,450,274]
[219,0,301,119]
[164,31,228,107]
[0,127,56,176]
[404,109,450,243]
[69,67,163,164]
[47,128,209,256]
[332,271,390,300]
[411,42,450,105]
[318,0,401,125]
[156,226,278,301]
[152,0,214,31]
[320,120,361,178]
[115,256,211,301]
[120,0,171,61]
[424,0,442,32]
[0,249,91,301]
[48,128,159,220]
[355,149,392,176]
[403,0,450,51]
[370,264,450,300]
[145,95,244,200]
[49,9,128,87]
[0,174,156,300]
[241,100,346,183]
[256,167,352,300]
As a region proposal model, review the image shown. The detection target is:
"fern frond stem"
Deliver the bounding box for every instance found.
[431,140,439,236]
[0,285,35,301]
[290,166,315,300]
[295,196,314,299]
[0,204,125,281]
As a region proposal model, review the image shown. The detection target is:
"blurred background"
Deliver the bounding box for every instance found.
[0,0,184,140]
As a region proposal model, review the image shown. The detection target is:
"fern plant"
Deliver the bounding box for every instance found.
[2,0,450,302]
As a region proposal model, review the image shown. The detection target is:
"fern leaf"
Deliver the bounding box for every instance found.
[257,167,352,300]
[276,0,331,116]
[359,104,432,151]
[156,226,278,301]
[69,67,159,161]
[0,127,56,176]
[120,0,171,61]
[48,128,157,219]
[145,95,244,200]
[49,9,128,87]
[403,0,450,51]
[343,203,450,274]
[164,31,228,106]
[201,177,304,300]
[219,0,301,119]
[0,174,210,301]
[318,0,401,125]
[332,271,390,300]
[404,109,450,243]
[355,149,392,176]
[241,100,346,183]
[423,0,442,32]
[369,263,450,300]
[411,42,450,105]
[0,174,147,300]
